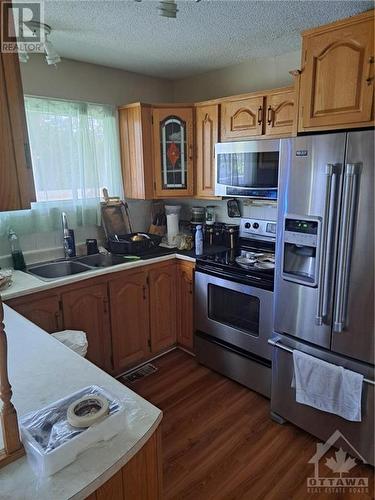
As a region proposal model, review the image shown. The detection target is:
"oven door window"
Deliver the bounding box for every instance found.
[208,284,260,336]
[217,152,279,188]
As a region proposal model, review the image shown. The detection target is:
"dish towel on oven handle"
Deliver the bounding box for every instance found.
[291,350,363,422]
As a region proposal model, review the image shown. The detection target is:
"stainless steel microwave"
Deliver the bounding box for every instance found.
[214,140,280,199]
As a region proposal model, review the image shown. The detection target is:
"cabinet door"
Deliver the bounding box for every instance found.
[109,270,150,371]
[177,262,194,352]
[300,15,374,131]
[61,284,112,371]
[0,51,36,211]
[118,104,154,200]
[153,107,194,198]
[265,90,296,137]
[195,104,219,199]
[149,262,177,352]
[8,295,62,333]
[221,96,264,141]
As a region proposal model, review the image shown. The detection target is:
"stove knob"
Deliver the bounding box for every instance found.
[245,222,251,229]
[253,222,259,229]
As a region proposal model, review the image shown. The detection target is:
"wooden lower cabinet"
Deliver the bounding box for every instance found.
[61,284,112,372]
[6,294,62,333]
[6,259,194,373]
[176,261,194,352]
[86,426,162,500]
[149,262,177,352]
[109,270,150,372]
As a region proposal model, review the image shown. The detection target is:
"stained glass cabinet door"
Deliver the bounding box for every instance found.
[153,107,194,197]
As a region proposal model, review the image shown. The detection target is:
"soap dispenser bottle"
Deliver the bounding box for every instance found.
[8,229,26,271]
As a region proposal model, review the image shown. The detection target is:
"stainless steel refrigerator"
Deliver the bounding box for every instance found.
[271,130,374,465]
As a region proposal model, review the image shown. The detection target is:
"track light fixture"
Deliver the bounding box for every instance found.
[18,21,61,66]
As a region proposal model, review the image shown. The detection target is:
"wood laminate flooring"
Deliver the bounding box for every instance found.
[124,349,374,500]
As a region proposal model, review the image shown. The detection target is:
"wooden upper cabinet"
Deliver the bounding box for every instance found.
[195,104,219,199]
[221,96,264,141]
[0,51,36,211]
[149,262,177,352]
[299,10,374,131]
[265,89,296,137]
[109,270,150,371]
[118,103,154,200]
[7,294,62,333]
[152,107,194,197]
[61,283,112,372]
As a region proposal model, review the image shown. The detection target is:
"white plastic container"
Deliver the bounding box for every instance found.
[19,385,126,477]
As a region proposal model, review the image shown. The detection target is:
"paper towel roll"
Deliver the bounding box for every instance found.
[167,213,179,246]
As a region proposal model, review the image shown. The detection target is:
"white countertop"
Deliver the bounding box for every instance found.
[0,305,163,500]
[1,253,195,301]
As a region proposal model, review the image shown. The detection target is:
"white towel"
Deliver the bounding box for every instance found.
[292,350,363,422]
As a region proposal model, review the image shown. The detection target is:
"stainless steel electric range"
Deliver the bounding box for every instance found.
[195,218,276,397]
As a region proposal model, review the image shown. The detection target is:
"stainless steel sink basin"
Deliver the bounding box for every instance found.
[75,253,128,268]
[28,260,92,280]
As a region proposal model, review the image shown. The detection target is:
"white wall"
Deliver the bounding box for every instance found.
[20,54,174,105]
[173,50,300,102]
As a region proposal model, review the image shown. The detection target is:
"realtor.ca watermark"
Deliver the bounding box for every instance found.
[307,430,370,495]
[1,1,45,53]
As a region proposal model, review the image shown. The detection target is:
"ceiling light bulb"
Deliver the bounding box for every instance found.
[158,0,178,18]
[44,38,61,65]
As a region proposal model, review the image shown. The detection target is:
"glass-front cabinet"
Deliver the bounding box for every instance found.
[152,107,194,197]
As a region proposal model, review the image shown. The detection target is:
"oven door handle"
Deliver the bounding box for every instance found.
[196,266,262,283]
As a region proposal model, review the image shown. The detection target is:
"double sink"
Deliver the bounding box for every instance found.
[27,253,132,281]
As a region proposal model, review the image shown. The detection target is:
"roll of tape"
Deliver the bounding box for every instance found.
[67,395,109,428]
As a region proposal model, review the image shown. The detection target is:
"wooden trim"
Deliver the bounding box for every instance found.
[0,299,24,469]
[118,102,193,110]
[194,85,295,106]
[301,9,374,37]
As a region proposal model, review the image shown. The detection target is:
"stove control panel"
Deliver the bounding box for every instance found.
[240,218,276,241]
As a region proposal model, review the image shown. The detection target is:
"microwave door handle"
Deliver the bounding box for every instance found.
[333,164,360,333]
[316,164,339,325]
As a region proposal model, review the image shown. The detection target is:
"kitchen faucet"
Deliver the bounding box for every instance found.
[61,212,76,258]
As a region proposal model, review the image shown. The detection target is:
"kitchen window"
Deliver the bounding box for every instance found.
[0,97,123,236]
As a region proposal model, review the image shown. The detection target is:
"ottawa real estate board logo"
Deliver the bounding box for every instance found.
[1,1,44,53]
[307,430,370,495]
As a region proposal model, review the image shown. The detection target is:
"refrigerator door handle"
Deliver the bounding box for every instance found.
[316,164,339,326]
[333,163,361,333]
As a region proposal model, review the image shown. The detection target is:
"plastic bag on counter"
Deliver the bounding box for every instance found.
[19,385,125,477]
[51,330,88,357]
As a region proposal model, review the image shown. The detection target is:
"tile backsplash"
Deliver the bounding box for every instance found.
[164,198,278,225]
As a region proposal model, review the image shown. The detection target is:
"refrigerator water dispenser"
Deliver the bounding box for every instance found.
[282,216,321,287]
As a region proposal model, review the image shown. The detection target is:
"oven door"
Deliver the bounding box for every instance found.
[195,270,273,360]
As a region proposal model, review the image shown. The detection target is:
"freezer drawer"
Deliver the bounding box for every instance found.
[270,336,374,465]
